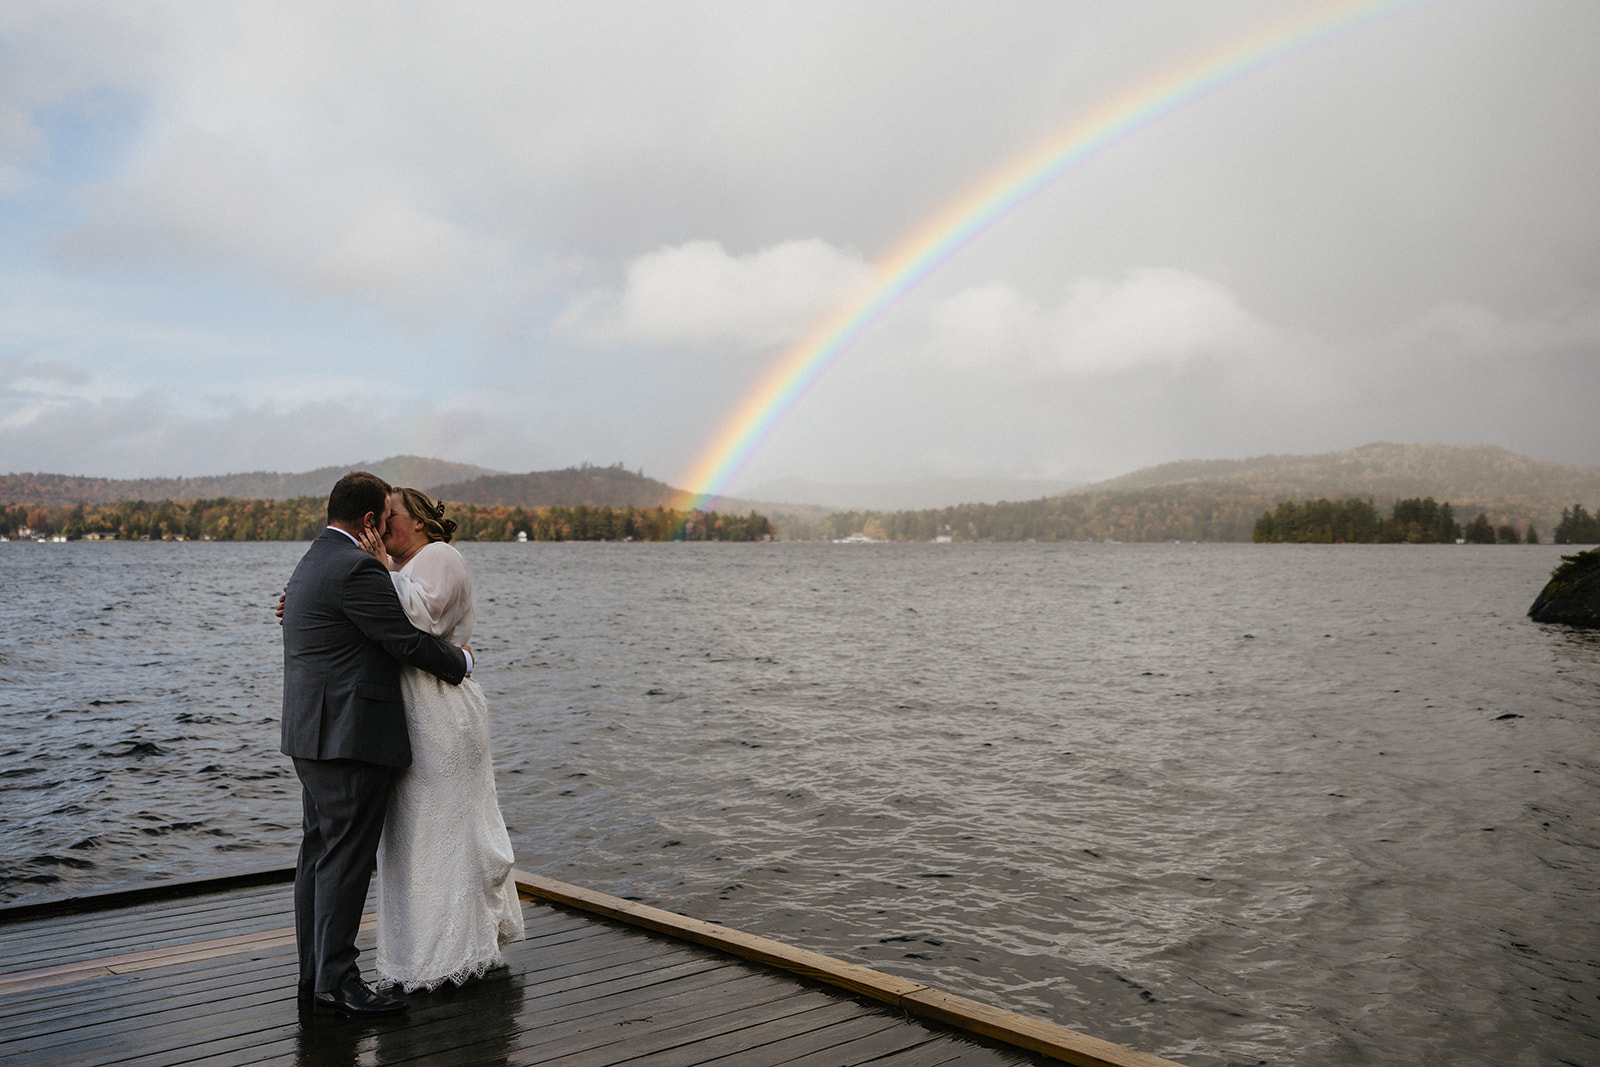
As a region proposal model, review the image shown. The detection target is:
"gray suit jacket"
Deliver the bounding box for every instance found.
[280,528,467,767]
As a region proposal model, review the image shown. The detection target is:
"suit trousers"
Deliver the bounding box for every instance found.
[292,756,397,992]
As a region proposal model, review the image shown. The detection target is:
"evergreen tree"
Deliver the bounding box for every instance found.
[1554,505,1600,544]
[1435,502,1460,542]
[1252,510,1275,542]
[1463,513,1496,544]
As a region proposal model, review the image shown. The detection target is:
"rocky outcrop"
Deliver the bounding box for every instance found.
[1528,549,1600,626]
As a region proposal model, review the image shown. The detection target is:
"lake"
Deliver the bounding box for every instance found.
[1,540,1594,1065]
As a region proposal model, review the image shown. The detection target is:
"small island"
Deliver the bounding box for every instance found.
[1528,549,1600,627]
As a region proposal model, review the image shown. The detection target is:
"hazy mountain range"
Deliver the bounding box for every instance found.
[0,456,501,507]
[1056,443,1600,539]
[728,476,1081,511]
[431,465,683,509]
[4,445,1598,531]
[1077,442,1600,507]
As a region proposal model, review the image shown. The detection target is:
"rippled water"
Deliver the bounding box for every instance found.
[2,540,1596,1065]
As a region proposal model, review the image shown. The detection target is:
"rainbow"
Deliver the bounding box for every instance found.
[676,0,1430,510]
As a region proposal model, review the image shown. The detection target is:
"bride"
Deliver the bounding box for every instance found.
[362,487,525,991]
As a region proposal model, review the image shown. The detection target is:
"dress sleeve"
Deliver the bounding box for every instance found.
[390,543,474,640]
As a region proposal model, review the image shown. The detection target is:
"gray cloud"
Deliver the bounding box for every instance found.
[0,356,89,387]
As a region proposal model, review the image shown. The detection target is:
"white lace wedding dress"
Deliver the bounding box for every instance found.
[375,541,525,991]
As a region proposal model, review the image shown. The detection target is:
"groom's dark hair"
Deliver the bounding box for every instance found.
[327,471,393,525]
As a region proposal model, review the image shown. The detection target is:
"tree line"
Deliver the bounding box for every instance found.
[8,489,1584,547]
[1553,505,1600,545]
[1251,496,1551,543]
[773,489,1569,544]
[0,497,773,543]
[779,489,1268,542]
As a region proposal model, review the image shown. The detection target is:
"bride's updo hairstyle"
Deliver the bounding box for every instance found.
[395,487,458,544]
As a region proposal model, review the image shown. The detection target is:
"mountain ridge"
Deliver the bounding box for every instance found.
[4,444,1597,533]
[729,475,1082,511]
[431,465,682,509]
[0,456,504,506]
[1069,442,1600,514]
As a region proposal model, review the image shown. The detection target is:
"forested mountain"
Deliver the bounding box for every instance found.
[432,464,682,508]
[5,443,1596,543]
[0,456,502,506]
[780,444,1600,543]
[0,457,777,514]
[1075,442,1600,509]
[1048,443,1598,540]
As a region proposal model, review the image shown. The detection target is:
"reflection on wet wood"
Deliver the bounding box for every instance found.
[0,870,1184,1066]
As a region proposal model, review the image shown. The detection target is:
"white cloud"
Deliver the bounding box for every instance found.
[927,267,1277,376]
[572,238,877,350]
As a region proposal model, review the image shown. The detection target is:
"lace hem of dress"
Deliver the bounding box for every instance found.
[378,949,506,993]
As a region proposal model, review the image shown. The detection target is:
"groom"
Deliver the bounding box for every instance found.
[281,470,471,1017]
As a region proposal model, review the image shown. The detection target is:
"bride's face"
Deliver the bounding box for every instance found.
[382,494,425,562]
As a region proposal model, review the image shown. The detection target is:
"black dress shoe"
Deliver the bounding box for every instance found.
[312,975,407,1017]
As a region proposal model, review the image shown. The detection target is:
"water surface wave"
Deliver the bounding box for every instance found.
[1,541,1595,1065]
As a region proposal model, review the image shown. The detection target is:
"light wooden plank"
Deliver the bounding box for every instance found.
[513,870,926,1007]
[902,990,1178,1067]
[0,964,288,1045]
[0,917,370,996]
[513,870,1180,1067]
[0,894,291,966]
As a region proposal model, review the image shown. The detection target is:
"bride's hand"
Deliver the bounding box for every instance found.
[357,525,390,565]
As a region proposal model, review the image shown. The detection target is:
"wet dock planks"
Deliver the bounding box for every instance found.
[0,871,1183,1066]
[0,874,1046,1066]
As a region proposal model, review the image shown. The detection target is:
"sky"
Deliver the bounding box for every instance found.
[1,0,1597,495]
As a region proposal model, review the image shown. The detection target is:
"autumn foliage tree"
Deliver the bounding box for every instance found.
[0,497,771,543]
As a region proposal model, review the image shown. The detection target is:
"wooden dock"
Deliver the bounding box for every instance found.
[0,868,1183,1067]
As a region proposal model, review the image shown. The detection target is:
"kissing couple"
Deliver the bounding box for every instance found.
[280,470,525,1016]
